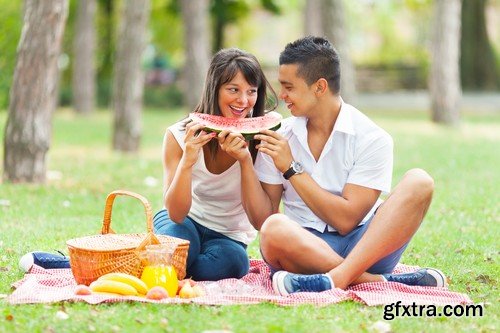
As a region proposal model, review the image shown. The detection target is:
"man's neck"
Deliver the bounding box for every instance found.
[307,95,342,135]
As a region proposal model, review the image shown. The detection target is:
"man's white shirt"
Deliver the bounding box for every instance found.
[255,101,393,233]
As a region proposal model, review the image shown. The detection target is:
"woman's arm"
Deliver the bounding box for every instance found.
[163,124,215,222]
[217,130,282,230]
[239,156,283,230]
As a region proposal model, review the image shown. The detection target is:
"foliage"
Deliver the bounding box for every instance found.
[1,0,499,110]
[167,0,281,53]
[0,107,498,332]
[149,0,184,67]
[460,0,500,90]
[346,0,432,67]
[143,84,184,108]
[0,1,23,109]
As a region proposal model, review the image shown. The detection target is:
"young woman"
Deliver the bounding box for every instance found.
[153,48,278,281]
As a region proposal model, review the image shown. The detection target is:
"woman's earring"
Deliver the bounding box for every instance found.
[248,109,254,117]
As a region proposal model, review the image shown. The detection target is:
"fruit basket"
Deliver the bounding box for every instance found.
[67,190,189,285]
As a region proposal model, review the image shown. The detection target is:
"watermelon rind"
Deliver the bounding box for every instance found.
[241,123,281,140]
[189,112,282,140]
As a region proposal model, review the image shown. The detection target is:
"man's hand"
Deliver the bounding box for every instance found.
[254,129,294,173]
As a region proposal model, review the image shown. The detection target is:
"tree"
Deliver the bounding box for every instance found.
[322,0,356,102]
[0,1,23,109]
[460,0,499,90]
[3,0,69,183]
[304,0,356,102]
[180,0,210,112]
[112,0,151,152]
[210,0,280,53]
[304,0,323,36]
[429,0,462,125]
[96,0,116,106]
[72,0,97,114]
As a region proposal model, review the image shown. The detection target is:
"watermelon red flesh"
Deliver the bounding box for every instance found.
[189,111,282,137]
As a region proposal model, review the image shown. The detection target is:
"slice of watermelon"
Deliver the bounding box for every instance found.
[189,111,282,139]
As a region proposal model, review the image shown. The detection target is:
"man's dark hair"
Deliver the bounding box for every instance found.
[279,36,341,94]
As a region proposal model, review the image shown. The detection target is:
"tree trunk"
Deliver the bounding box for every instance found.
[460,0,499,90]
[112,0,150,152]
[430,0,462,125]
[97,0,114,106]
[180,0,210,112]
[3,0,68,183]
[73,0,96,114]
[321,0,356,102]
[304,0,323,36]
[213,15,224,53]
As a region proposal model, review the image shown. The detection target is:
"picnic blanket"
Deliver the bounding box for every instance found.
[7,259,471,306]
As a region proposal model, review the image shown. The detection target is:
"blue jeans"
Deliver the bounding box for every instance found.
[153,209,249,281]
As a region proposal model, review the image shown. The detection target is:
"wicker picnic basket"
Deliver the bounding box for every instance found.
[66,190,190,286]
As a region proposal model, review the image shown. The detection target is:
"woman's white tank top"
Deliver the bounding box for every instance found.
[167,121,257,244]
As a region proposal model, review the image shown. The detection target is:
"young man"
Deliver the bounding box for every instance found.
[243,36,446,295]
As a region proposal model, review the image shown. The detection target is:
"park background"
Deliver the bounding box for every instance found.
[0,0,499,332]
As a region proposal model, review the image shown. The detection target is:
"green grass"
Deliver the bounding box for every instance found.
[0,107,498,332]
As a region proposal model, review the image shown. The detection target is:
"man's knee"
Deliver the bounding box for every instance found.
[259,214,290,253]
[260,213,288,240]
[402,168,435,201]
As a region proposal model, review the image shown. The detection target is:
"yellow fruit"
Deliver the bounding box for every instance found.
[98,272,148,295]
[177,279,196,295]
[179,282,196,299]
[89,280,138,296]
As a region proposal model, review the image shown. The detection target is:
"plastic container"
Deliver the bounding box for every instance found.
[140,244,179,297]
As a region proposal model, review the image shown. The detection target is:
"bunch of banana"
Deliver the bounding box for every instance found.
[89,273,149,296]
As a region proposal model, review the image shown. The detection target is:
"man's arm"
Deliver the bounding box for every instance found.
[255,129,389,235]
[287,174,380,235]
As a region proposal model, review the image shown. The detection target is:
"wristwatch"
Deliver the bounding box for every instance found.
[283,161,304,180]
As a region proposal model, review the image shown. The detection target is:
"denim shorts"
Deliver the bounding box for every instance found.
[265,214,408,275]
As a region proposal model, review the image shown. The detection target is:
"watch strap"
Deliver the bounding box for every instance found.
[283,166,296,180]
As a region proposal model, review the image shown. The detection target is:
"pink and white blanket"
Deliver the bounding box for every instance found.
[8,259,471,306]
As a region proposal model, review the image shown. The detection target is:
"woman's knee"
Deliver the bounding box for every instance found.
[153,210,200,265]
[190,239,249,280]
[153,210,194,234]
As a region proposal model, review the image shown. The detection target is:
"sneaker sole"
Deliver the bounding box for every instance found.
[272,271,290,296]
[426,268,447,288]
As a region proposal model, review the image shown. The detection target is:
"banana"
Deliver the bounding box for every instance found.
[98,272,148,295]
[89,280,138,296]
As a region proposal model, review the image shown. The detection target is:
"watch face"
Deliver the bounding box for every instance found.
[292,161,304,173]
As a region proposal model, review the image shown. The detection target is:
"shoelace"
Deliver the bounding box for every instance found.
[292,274,328,292]
[389,270,425,284]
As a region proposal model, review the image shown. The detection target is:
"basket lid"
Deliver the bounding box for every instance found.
[66,234,149,252]
[67,233,189,252]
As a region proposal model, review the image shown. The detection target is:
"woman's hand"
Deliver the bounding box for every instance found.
[182,122,216,168]
[217,130,251,163]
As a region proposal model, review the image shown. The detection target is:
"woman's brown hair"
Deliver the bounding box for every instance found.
[191,48,278,162]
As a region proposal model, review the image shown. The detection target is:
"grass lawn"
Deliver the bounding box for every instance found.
[0,107,498,332]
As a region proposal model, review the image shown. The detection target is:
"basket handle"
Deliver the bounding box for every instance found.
[101,190,154,234]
